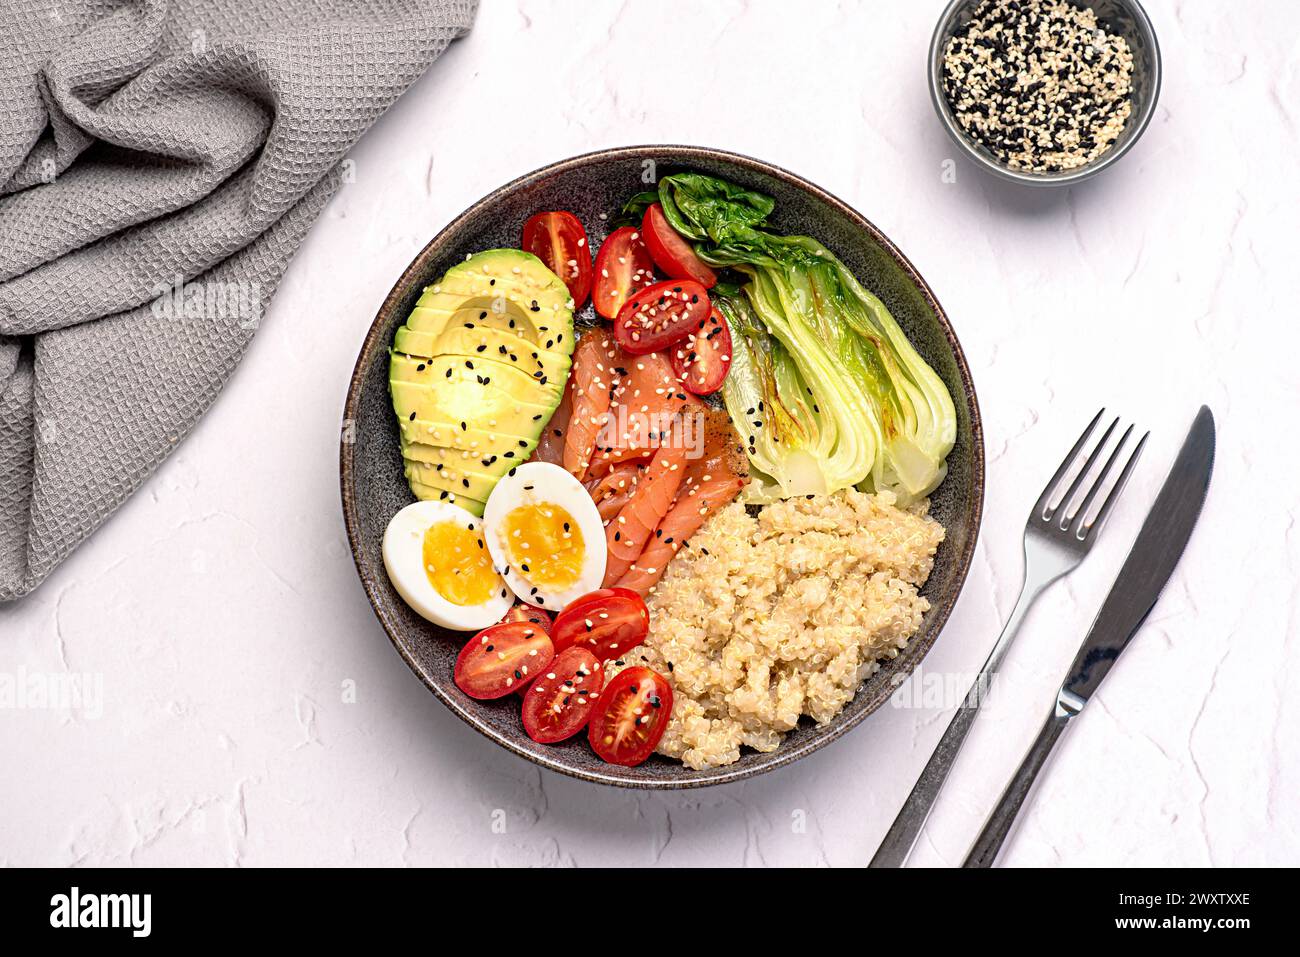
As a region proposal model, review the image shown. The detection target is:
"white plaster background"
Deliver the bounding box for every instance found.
[1,0,1297,867]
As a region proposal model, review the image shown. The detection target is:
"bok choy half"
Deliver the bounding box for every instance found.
[657,173,956,505]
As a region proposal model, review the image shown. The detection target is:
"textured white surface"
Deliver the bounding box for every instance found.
[2,0,1298,867]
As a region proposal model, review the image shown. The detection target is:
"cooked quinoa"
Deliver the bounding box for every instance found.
[941,0,1134,173]
[606,489,944,770]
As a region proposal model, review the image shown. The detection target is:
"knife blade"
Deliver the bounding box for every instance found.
[1057,405,1216,708]
[963,406,1216,867]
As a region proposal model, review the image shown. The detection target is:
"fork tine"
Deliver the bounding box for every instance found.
[1077,430,1148,539]
[1032,408,1104,521]
[1051,416,1119,526]
[1068,423,1133,534]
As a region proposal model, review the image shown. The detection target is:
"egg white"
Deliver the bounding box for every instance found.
[382,500,514,631]
[482,462,607,611]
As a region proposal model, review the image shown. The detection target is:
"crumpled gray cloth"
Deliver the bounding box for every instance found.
[0,0,477,601]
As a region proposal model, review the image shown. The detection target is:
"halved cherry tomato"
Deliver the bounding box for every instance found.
[501,603,553,634]
[521,647,604,744]
[642,203,717,288]
[593,227,657,319]
[499,604,556,694]
[671,307,733,396]
[588,666,673,766]
[522,211,592,308]
[552,588,650,662]
[453,621,554,700]
[613,279,710,356]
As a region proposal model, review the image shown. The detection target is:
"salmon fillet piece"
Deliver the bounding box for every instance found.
[587,349,690,478]
[562,329,618,481]
[602,444,689,586]
[615,473,745,597]
[615,409,748,596]
[533,376,572,466]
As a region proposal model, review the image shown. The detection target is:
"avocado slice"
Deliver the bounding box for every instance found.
[393,328,571,386]
[389,353,564,411]
[405,457,509,503]
[400,435,536,472]
[398,417,540,457]
[404,252,573,351]
[404,476,488,517]
[388,248,574,507]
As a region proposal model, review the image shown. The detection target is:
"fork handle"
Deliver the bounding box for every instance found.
[962,703,1073,868]
[869,577,1043,868]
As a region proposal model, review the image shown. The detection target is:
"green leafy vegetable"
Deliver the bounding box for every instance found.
[609,190,659,229]
[657,173,775,245]
[657,173,956,505]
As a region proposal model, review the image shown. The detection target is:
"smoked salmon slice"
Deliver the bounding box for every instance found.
[586,461,641,522]
[615,473,745,597]
[562,329,618,480]
[533,376,572,466]
[602,444,689,586]
[587,349,690,477]
[614,409,748,596]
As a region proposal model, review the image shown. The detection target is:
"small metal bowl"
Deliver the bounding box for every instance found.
[928,0,1161,187]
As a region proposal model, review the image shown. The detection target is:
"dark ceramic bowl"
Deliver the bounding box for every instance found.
[341,146,985,788]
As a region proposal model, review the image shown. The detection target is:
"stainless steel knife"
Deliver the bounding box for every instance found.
[963,406,1216,868]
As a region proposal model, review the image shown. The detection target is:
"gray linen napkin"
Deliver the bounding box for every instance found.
[0,0,478,601]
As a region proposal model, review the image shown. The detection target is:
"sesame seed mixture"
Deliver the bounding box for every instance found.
[941,0,1134,172]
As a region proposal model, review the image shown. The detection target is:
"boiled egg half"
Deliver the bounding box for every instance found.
[482,462,607,611]
[383,500,514,631]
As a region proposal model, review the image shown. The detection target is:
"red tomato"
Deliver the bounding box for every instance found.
[613,279,711,355]
[522,211,592,308]
[520,647,604,744]
[552,588,650,662]
[593,227,656,320]
[499,604,556,694]
[501,603,553,634]
[671,307,733,396]
[588,667,673,766]
[642,203,717,288]
[453,622,554,700]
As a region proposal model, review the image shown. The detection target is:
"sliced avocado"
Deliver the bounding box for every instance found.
[405,460,499,505]
[393,328,571,385]
[400,436,536,473]
[389,352,565,408]
[390,361,564,431]
[405,249,573,351]
[405,476,487,517]
[399,417,542,456]
[390,249,575,507]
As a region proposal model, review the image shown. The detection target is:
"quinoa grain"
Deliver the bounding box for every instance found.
[606,490,944,770]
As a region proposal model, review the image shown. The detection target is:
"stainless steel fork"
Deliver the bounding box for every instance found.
[868,409,1147,868]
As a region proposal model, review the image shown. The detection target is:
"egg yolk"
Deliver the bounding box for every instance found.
[501,503,585,589]
[422,521,496,606]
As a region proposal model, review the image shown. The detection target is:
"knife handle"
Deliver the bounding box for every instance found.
[963,698,1077,867]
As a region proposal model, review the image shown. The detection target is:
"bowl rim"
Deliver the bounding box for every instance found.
[927,0,1162,187]
[339,144,986,788]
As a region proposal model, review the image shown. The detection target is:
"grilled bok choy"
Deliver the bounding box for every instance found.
[658,173,956,505]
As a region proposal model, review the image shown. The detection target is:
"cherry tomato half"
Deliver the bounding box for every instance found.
[588,666,673,766]
[552,588,650,662]
[521,647,604,744]
[501,603,553,634]
[613,279,711,356]
[522,211,592,308]
[671,307,733,396]
[453,621,554,700]
[499,604,556,694]
[593,226,657,320]
[642,203,717,288]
